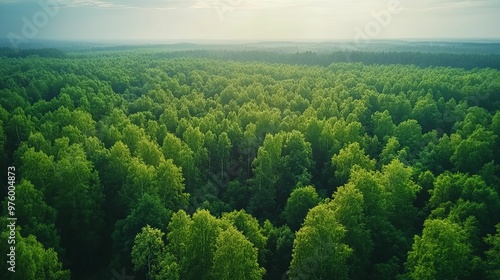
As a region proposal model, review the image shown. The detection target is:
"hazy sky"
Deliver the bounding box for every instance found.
[1,0,499,42]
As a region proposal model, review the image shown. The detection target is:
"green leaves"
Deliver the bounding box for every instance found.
[289,203,352,280]
[221,210,267,263]
[50,142,104,269]
[371,110,395,142]
[3,48,500,280]
[411,93,440,132]
[249,131,314,219]
[249,133,283,217]
[20,147,54,192]
[0,221,70,280]
[131,225,165,279]
[164,209,266,280]
[284,185,320,232]
[394,119,422,152]
[122,157,157,208]
[380,159,421,233]
[211,227,265,280]
[484,224,500,280]
[451,127,496,173]
[156,159,189,210]
[405,219,473,280]
[331,142,375,186]
[182,210,221,280]
[330,184,372,280]
[7,180,62,255]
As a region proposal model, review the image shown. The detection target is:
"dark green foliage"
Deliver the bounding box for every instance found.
[484,224,500,280]
[0,218,70,280]
[112,194,170,269]
[0,47,499,279]
[283,185,320,232]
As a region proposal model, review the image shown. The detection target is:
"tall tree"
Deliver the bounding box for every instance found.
[331,142,376,186]
[216,132,232,180]
[136,139,163,167]
[156,159,189,210]
[182,210,221,280]
[112,194,170,269]
[166,210,192,262]
[405,219,473,280]
[330,183,373,280]
[283,185,320,232]
[132,225,166,279]
[221,210,268,265]
[6,180,62,256]
[394,119,422,152]
[249,133,283,218]
[162,132,199,191]
[19,147,54,193]
[262,221,295,280]
[0,219,70,280]
[484,224,500,280]
[289,203,352,280]
[211,227,265,280]
[371,110,395,142]
[348,167,407,278]
[451,127,496,173]
[51,141,104,272]
[380,159,421,236]
[279,130,313,206]
[102,141,132,219]
[121,157,157,210]
[411,93,440,132]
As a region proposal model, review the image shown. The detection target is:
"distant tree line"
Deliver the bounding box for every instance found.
[0,48,66,59]
[152,49,500,70]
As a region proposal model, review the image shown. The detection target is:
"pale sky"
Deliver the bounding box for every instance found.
[1,0,499,43]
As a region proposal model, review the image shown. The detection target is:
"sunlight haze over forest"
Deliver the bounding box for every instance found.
[1,0,500,42]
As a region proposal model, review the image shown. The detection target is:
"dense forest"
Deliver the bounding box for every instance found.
[1,46,500,280]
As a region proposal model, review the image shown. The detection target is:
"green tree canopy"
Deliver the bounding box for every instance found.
[405,218,473,280]
[132,225,166,279]
[283,185,320,232]
[211,227,265,280]
[289,203,352,280]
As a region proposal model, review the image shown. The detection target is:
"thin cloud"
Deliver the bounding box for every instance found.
[190,0,300,10]
[59,0,126,8]
[58,0,306,11]
[0,0,32,3]
[58,0,183,9]
[1,0,499,41]
[404,0,500,12]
